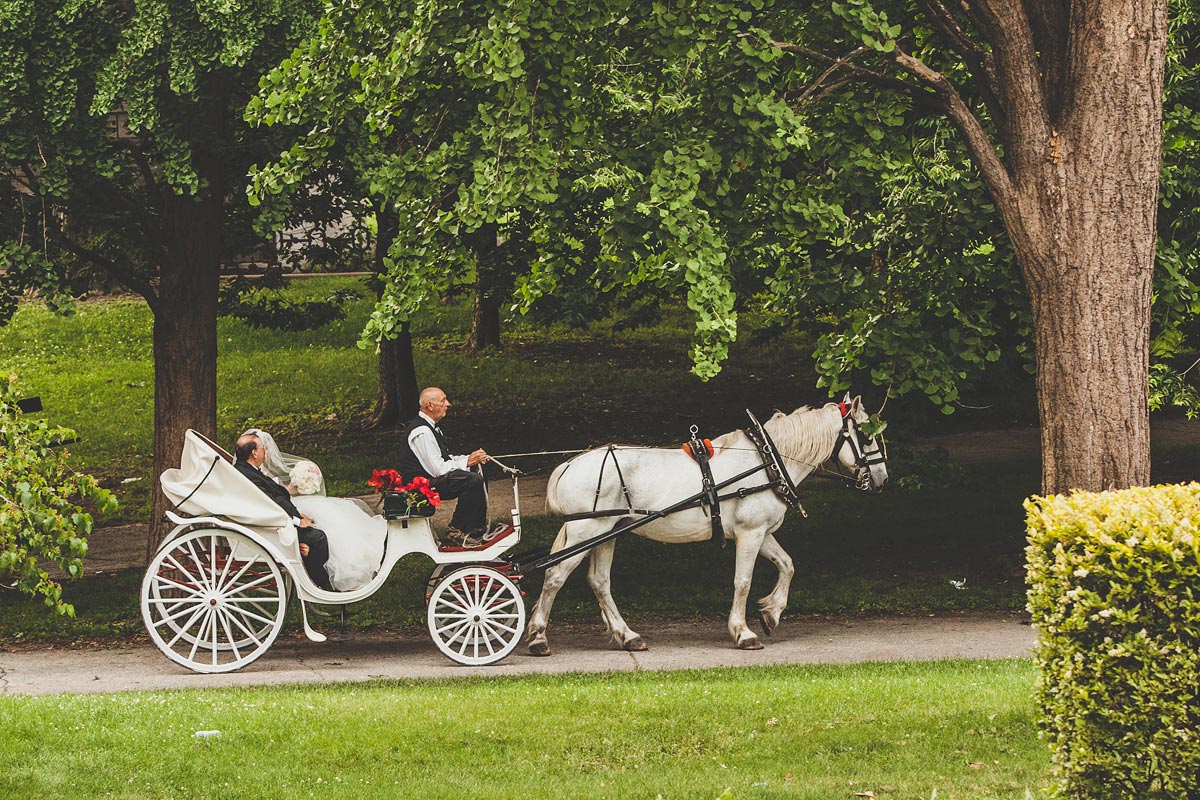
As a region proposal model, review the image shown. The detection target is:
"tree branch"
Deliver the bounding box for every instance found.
[891,48,1014,210]
[114,137,164,210]
[970,0,1050,171]
[769,41,925,97]
[916,0,1002,114]
[48,229,159,308]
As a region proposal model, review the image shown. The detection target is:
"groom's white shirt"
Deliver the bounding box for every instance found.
[409,411,468,477]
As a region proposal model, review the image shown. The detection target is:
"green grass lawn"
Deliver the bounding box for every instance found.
[0,659,1049,799]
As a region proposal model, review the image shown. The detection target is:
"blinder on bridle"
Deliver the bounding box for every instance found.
[833,401,887,491]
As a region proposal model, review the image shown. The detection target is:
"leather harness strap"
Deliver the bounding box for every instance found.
[686,426,726,549]
[743,409,804,513]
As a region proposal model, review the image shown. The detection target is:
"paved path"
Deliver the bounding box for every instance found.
[0,612,1034,696]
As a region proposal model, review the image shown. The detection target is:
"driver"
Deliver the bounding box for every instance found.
[395,387,505,548]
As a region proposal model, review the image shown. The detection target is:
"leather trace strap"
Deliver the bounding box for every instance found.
[687,425,726,549]
[743,409,805,515]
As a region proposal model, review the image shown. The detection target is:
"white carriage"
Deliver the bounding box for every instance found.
[142,430,526,673]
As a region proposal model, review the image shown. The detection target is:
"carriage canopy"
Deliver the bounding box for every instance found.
[160,429,294,542]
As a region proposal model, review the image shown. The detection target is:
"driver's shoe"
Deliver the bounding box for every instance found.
[442,527,483,549]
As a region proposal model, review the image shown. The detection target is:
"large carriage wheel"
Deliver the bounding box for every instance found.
[427,566,526,666]
[141,528,288,673]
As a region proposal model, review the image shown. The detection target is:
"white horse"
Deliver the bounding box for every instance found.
[526,394,888,655]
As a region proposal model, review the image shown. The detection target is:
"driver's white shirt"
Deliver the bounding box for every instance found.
[408,411,468,478]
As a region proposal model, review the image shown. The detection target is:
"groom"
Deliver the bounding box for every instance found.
[234,432,334,591]
[396,386,498,547]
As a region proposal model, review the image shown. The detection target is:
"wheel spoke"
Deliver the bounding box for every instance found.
[437,616,473,640]
[445,582,472,610]
[151,599,206,628]
[187,609,213,663]
[162,554,206,592]
[215,553,260,593]
[222,571,278,596]
[223,605,266,647]
[151,573,206,598]
[165,602,209,649]
[481,618,520,637]
[210,604,221,666]
[183,539,214,592]
[224,602,278,628]
[217,608,242,664]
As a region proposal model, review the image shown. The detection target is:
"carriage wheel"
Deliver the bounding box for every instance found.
[427,566,526,666]
[141,528,288,673]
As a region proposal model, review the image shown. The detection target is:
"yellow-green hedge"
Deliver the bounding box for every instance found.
[1026,483,1200,799]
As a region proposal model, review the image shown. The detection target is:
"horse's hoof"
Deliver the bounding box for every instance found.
[757,610,775,637]
[738,636,764,651]
[623,636,648,652]
[528,641,552,657]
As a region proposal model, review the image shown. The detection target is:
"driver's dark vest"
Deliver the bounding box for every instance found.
[396,416,451,481]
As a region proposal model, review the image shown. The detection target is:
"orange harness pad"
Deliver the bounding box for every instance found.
[681,439,715,461]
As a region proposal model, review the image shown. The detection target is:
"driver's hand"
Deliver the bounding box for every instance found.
[467,448,490,467]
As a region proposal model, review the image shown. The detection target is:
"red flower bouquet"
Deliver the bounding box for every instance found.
[370,469,441,518]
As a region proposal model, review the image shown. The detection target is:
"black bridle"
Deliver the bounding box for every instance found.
[832,401,888,492]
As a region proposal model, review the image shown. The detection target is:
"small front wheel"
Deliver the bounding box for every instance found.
[427,566,525,666]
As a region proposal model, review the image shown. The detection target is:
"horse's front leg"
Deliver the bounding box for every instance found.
[525,524,589,657]
[586,538,646,651]
[728,531,768,650]
[755,533,794,635]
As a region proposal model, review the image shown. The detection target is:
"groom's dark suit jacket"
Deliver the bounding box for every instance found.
[234,459,303,520]
[234,458,332,591]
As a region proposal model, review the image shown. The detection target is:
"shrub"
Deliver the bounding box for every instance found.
[0,375,116,615]
[1026,484,1200,799]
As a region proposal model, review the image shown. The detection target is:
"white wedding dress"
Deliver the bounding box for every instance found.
[293,494,387,591]
[244,428,386,592]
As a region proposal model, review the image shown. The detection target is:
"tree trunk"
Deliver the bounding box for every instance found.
[911,1,1167,494]
[1000,3,1165,494]
[466,224,502,350]
[469,276,502,350]
[368,206,418,427]
[145,188,222,561]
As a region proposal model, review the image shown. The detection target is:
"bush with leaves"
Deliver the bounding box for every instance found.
[1026,484,1200,798]
[0,376,116,616]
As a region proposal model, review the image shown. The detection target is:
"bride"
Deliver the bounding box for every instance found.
[243,428,386,592]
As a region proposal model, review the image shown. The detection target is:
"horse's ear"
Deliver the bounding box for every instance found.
[842,392,852,404]
[851,395,863,413]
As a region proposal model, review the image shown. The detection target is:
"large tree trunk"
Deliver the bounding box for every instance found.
[1014,4,1164,494]
[903,1,1167,493]
[368,206,418,427]
[145,187,222,561]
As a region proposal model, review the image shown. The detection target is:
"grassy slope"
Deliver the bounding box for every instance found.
[0,660,1048,800]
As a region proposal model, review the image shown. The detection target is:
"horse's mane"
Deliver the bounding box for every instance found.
[758,405,838,471]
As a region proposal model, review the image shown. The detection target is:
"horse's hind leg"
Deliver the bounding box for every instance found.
[754,533,794,635]
[729,532,768,650]
[525,523,589,657]
[586,538,645,651]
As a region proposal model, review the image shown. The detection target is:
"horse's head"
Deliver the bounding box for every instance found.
[832,393,889,493]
